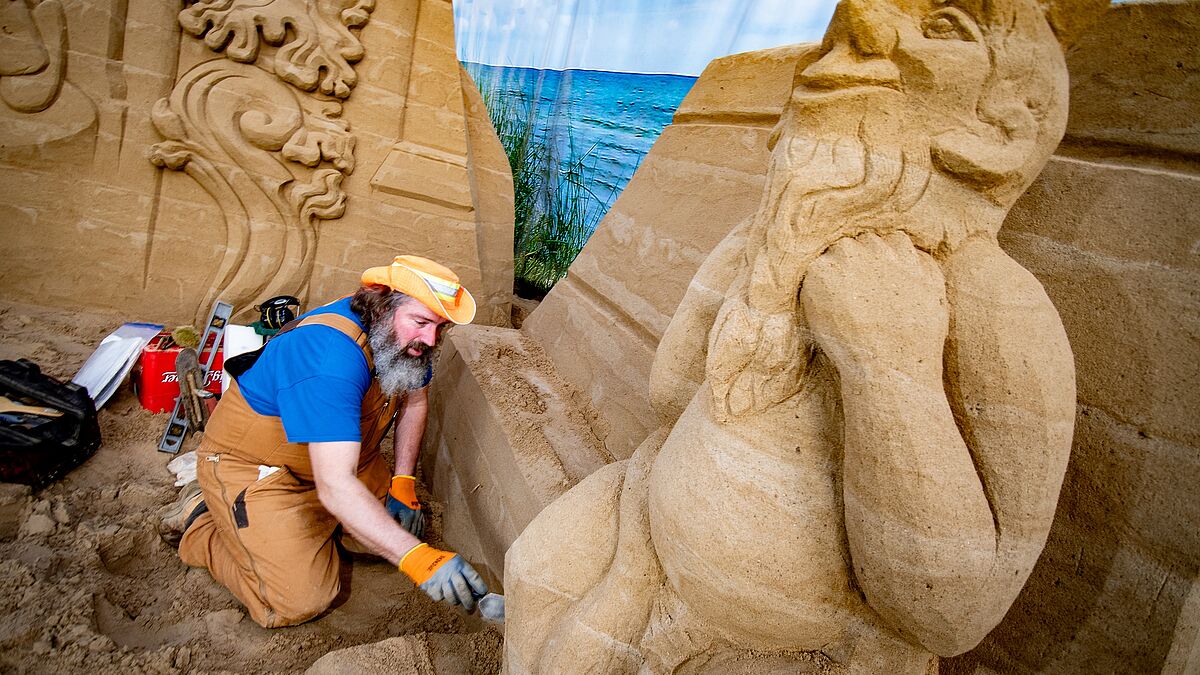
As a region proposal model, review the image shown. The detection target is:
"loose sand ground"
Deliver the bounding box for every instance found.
[0,301,501,673]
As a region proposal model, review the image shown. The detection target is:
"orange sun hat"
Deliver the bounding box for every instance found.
[361,255,477,325]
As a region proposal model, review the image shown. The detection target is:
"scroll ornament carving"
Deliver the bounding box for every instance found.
[152,0,373,320]
[178,0,375,99]
[0,0,95,145]
[150,61,356,319]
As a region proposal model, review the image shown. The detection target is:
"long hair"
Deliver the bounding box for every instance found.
[350,285,412,332]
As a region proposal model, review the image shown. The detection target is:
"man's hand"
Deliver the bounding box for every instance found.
[802,231,948,380]
[400,543,488,611]
[385,475,426,539]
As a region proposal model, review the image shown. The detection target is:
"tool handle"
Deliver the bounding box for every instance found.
[0,395,63,417]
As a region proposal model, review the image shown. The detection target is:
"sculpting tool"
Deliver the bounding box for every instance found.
[0,395,63,417]
[477,592,505,624]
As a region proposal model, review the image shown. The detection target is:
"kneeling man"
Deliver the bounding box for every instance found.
[162,255,487,627]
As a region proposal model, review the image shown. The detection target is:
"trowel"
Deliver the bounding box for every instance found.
[477,592,505,624]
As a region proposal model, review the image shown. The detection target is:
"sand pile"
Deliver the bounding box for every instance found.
[0,301,501,673]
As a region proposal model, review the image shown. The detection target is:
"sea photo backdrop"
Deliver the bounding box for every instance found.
[455,0,837,295]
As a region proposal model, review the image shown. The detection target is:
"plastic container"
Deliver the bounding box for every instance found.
[133,331,224,413]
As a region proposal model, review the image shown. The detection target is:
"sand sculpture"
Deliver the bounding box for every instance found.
[0,0,514,326]
[148,0,373,318]
[504,0,1109,671]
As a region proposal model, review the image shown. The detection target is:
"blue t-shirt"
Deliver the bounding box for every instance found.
[237,298,371,443]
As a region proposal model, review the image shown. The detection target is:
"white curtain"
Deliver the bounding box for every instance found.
[453,0,836,293]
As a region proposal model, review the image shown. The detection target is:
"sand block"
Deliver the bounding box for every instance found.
[423,325,613,584]
[1064,0,1200,156]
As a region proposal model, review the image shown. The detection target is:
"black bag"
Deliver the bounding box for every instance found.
[0,359,102,489]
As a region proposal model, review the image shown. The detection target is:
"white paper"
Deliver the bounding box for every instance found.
[72,322,163,408]
[167,450,198,486]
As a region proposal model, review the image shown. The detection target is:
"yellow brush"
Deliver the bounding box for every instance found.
[0,395,64,418]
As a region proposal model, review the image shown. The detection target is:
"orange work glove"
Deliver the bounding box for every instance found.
[385,475,425,538]
[400,543,488,611]
[389,475,421,509]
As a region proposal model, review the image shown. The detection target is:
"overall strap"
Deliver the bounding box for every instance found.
[224,307,376,381]
[291,313,374,371]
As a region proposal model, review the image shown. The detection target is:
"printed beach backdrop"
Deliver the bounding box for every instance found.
[455,0,837,295]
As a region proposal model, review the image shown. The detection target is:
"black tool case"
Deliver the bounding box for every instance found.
[0,359,102,490]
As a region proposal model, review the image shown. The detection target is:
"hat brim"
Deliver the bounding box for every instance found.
[361,263,477,325]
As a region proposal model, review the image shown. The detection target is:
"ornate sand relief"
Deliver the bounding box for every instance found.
[150,61,355,320]
[152,0,374,318]
[0,0,96,146]
[178,0,375,99]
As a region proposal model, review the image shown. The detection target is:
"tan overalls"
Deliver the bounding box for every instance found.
[178,313,397,628]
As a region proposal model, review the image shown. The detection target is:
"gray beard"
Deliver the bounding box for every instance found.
[368,318,436,397]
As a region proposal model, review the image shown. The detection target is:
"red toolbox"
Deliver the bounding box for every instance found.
[134,331,224,413]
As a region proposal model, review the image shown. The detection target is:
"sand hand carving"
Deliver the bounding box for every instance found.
[802,232,949,381]
[179,0,375,99]
[505,0,1107,672]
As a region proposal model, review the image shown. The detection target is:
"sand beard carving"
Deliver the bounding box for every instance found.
[707,94,934,421]
[503,0,1110,672]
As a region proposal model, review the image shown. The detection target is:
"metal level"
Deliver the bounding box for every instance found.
[157,300,233,454]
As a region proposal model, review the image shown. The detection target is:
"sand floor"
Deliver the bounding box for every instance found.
[0,300,501,673]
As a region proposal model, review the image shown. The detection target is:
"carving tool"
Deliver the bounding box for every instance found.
[0,395,63,417]
[477,592,505,624]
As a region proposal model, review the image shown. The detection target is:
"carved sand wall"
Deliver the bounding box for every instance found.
[0,0,513,326]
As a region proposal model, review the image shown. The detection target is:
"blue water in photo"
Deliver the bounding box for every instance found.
[465,63,698,230]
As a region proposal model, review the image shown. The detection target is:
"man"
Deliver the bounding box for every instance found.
[503,0,1105,672]
[160,255,488,628]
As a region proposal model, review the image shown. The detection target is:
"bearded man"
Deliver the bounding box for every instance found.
[160,255,488,628]
[504,0,1107,672]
